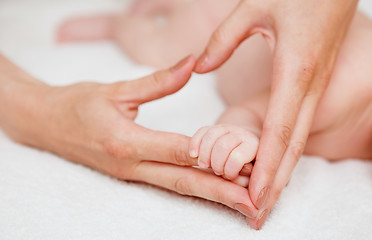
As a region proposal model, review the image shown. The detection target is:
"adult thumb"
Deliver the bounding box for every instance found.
[113,55,195,105]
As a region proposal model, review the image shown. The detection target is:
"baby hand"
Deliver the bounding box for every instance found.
[189,124,259,180]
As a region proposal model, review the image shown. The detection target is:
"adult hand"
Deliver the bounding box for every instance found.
[0,55,258,219]
[193,0,359,229]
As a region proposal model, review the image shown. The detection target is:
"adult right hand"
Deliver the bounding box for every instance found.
[193,0,359,230]
[0,55,258,220]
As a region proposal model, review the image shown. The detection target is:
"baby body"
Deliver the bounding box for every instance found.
[118,0,372,180]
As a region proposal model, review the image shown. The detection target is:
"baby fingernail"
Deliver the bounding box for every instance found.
[256,209,269,230]
[190,150,198,158]
[256,187,270,209]
[234,203,256,219]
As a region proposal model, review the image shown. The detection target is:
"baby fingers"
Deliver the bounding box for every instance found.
[224,140,258,180]
[189,126,231,169]
[197,126,231,169]
[211,133,242,176]
[191,125,259,181]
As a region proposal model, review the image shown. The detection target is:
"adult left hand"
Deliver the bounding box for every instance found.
[0,54,257,219]
[192,0,359,229]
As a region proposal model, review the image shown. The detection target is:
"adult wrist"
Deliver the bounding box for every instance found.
[0,78,52,149]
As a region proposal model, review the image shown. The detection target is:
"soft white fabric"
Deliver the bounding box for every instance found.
[1,1,372,239]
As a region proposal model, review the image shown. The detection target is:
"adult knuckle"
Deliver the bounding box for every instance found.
[169,136,191,166]
[207,183,226,203]
[151,72,162,86]
[296,61,316,92]
[214,189,225,204]
[275,124,292,149]
[306,75,329,99]
[112,167,133,180]
[290,141,305,161]
[211,29,229,46]
[151,72,167,92]
[103,139,135,161]
[170,147,190,166]
[172,176,191,196]
[301,60,316,78]
[98,154,135,180]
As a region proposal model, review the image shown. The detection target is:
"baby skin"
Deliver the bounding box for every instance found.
[109,1,372,176]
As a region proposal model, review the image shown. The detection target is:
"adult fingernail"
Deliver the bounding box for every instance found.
[234,203,256,219]
[195,53,209,72]
[240,163,252,176]
[171,55,192,72]
[256,209,269,230]
[256,187,270,209]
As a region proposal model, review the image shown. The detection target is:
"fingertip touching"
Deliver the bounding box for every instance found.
[193,21,240,74]
[165,55,195,93]
[171,55,195,76]
[193,46,228,74]
[136,55,195,103]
